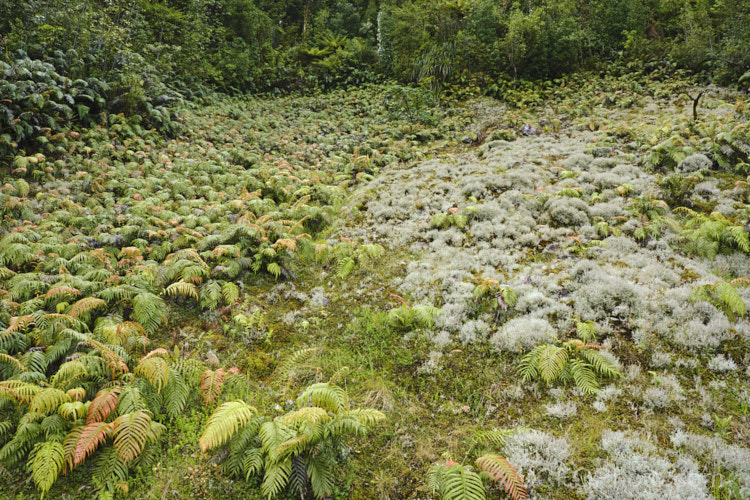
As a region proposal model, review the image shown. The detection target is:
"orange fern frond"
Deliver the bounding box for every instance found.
[73,421,114,466]
[113,410,152,464]
[200,368,226,406]
[476,454,528,500]
[87,387,122,424]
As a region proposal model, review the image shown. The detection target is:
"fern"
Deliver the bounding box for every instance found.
[87,387,121,424]
[296,383,348,413]
[200,368,226,406]
[68,297,106,318]
[519,340,621,393]
[691,281,747,321]
[29,441,65,497]
[135,356,170,393]
[165,281,199,300]
[476,454,528,500]
[131,292,167,335]
[112,410,152,464]
[428,463,486,500]
[73,421,113,467]
[199,401,258,451]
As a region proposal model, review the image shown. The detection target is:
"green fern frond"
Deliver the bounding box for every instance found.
[537,345,567,384]
[222,281,240,305]
[476,454,527,500]
[162,371,189,418]
[576,349,621,379]
[242,446,265,479]
[165,281,199,300]
[58,401,88,421]
[335,257,356,278]
[29,441,65,496]
[296,383,348,413]
[200,401,258,451]
[131,292,167,335]
[30,388,72,417]
[306,452,334,499]
[429,463,486,500]
[261,459,292,499]
[474,429,517,448]
[568,359,600,395]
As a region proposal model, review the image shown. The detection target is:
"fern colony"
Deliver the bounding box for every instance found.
[3,21,750,500]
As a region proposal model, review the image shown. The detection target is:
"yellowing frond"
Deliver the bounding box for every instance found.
[113,410,152,464]
[199,401,257,452]
[135,356,170,393]
[29,441,65,496]
[68,297,106,318]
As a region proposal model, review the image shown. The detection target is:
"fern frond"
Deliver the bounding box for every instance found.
[68,297,106,318]
[335,257,356,279]
[73,421,113,466]
[306,452,334,499]
[131,292,167,335]
[476,454,528,500]
[29,441,65,496]
[164,281,198,300]
[30,388,72,416]
[430,463,486,500]
[261,458,292,499]
[87,387,121,424]
[222,281,240,305]
[568,359,600,394]
[577,349,622,380]
[135,356,170,393]
[537,344,567,384]
[58,401,88,421]
[112,410,152,464]
[474,429,517,448]
[282,406,330,427]
[260,420,297,462]
[242,446,265,479]
[162,371,189,418]
[296,383,348,413]
[200,368,226,406]
[199,401,257,451]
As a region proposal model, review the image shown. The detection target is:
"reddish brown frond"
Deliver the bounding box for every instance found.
[476,454,528,500]
[200,368,226,406]
[73,421,114,467]
[87,387,121,424]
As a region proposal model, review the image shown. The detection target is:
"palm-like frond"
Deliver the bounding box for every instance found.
[261,459,292,499]
[87,387,121,424]
[476,454,527,500]
[29,441,65,496]
[73,421,113,466]
[428,463,486,500]
[131,292,167,334]
[68,297,106,318]
[135,356,170,393]
[112,410,152,463]
[296,383,348,413]
[200,368,226,406]
[199,400,257,451]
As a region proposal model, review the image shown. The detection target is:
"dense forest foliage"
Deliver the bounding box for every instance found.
[2,1,750,500]
[2,0,750,94]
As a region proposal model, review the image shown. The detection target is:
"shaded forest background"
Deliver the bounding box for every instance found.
[3,0,749,95]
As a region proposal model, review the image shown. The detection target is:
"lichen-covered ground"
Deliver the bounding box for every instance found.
[313,91,750,498]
